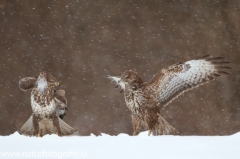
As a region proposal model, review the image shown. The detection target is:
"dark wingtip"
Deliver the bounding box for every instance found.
[207,56,225,61]
[213,73,221,77]
[217,71,230,75]
[197,55,210,59]
[216,66,232,69]
[211,61,231,65]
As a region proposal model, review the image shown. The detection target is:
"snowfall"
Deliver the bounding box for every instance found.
[1,131,240,159]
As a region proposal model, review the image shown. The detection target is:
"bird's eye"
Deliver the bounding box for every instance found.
[125,75,129,79]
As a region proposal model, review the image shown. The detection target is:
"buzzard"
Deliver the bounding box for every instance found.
[108,55,231,136]
[18,72,77,137]
[19,77,68,119]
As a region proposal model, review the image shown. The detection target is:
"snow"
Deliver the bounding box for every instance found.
[1,131,240,159]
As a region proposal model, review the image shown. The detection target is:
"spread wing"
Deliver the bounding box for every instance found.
[54,89,68,119]
[19,77,37,91]
[19,76,68,119]
[147,55,231,108]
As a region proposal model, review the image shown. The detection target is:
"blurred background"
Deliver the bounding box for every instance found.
[0,0,239,136]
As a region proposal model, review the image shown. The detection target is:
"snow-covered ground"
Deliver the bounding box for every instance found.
[1,131,240,159]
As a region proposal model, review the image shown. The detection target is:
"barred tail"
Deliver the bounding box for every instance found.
[18,115,77,137]
[58,118,77,136]
[18,115,35,136]
[151,115,178,136]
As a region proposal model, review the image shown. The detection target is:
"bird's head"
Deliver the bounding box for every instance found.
[108,69,143,92]
[120,69,142,87]
[37,72,60,92]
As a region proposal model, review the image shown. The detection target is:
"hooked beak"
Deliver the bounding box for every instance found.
[54,81,60,86]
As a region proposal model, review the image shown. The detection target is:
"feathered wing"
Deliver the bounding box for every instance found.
[19,77,68,119]
[54,89,68,119]
[19,77,37,91]
[147,55,231,108]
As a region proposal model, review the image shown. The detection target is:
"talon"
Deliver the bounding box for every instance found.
[37,133,41,137]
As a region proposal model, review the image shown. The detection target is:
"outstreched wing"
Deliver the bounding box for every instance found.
[19,77,37,91]
[54,89,68,119]
[147,55,231,108]
[108,75,125,93]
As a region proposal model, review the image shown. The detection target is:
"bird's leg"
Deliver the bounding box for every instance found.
[33,114,41,137]
[132,131,137,136]
[148,130,152,136]
[52,115,62,136]
[132,115,142,136]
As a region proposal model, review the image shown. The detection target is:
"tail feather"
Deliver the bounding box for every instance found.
[18,115,77,137]
[18,115,35,136]
[152,115,178,135]
[38,119,56,135]
[58,118,77,135]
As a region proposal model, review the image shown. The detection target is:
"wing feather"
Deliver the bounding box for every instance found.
[147,56,231,107]
[54,90,67,106]
[19,77,37,91]
[54,89,68,119]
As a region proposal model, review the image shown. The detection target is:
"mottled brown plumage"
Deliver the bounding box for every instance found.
[19,76,68,119]
[19,77,38,91]
[18,72,76,137]
[109,55,231,136]
[54,89,68,119]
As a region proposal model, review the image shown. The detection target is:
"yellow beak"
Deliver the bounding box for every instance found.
[55,82,60,86]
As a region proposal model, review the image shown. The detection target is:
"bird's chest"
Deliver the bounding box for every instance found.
[124,90,146,114]
[31,89,56,115]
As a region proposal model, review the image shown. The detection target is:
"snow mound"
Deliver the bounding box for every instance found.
[1,131,240,159]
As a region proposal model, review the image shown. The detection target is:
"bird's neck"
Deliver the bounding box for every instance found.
[126,82,143,91]
[36,78,48,94]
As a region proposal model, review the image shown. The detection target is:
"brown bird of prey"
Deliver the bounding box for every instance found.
[108,55,231,136]
[18,72,77,137]
[19,77,68,120]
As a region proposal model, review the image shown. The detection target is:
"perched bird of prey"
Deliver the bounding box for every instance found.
[18,72,77,137]
[108,55,231,136]
[19,77,68,119]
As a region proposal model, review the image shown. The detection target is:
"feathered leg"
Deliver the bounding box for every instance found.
[36,115,77,136]
[35,115,76,137]
[53,114,62,136]
[19,114,77,137]
[132,115,142,136]
[151,114,178,135]
[33,114,41,137]
[145,108,177,136]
